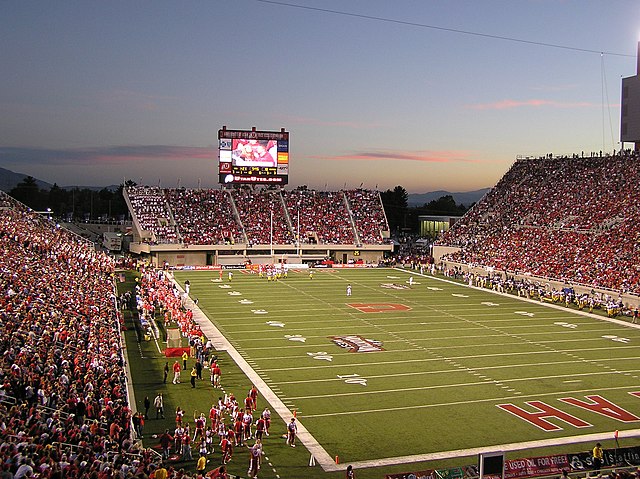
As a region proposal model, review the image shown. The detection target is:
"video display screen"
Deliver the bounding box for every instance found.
[218,128,289,185]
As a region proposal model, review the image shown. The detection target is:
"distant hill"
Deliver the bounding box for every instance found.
[63,184,121,191]
[408,188,489,207]
[0,166,487,204]
[0,167,53,192]
[0,167,119,192]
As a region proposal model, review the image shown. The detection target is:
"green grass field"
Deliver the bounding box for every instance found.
[126,267,640,479]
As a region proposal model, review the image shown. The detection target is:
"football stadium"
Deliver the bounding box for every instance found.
[3,27,640,479]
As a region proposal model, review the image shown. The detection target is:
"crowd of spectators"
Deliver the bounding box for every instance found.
[0,192,148,477]
[126,187,179,244]
[437,151,640,295]
[230,188,293,246]
[126,186,388,247]
[344,189,388,244]
[163,189,243,246]
[0,192,221,478]
[282,189,356,245]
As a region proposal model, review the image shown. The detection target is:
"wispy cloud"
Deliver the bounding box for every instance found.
[0,145,214,166]
[309,149,476,163]
[466,99,598,110]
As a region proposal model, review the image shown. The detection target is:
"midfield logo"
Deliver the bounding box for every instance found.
[330,335,384,353]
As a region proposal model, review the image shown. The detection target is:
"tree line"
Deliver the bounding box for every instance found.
[380,185,469,233]
[8,176,132,222]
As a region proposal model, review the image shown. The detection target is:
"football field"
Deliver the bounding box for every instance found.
[173,267,640,470]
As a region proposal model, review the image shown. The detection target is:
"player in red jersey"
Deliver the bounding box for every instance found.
[244,393,253,413]
[234,417,244,446]
[193,412,206,441]
[249,385,258,411]
[254,416,265,440]
[209,405,220,430]
[219,437,233,465]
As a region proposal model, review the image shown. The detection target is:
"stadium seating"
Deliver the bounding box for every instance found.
[437,152,640,295]
[164,188,243,245]
[344,189,388,245]
[282,189,355,245]
[0,192,150,477]
[126,186,389,247]
[126,186,180,244]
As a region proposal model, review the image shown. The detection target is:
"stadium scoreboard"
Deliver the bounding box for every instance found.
[218,126,289,185]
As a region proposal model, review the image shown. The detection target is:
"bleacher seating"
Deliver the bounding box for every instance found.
[345,189,388,244]
[127,186,179,244]
[437,152,640,294]
[231,188,293,245]
[125,186,389,247]
[164,188,243,245]
[0,192,155,478]
[282,189,355,245]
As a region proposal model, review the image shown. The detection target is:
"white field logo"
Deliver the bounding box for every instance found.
[380,283,409,290]
[330,335,384,353]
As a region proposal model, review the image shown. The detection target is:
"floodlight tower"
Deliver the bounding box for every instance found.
[620,41,640,151]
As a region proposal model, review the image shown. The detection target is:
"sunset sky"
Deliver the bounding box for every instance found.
[1,0,639,193]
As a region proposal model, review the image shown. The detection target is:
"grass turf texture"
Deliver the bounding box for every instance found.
[123,268,640,478]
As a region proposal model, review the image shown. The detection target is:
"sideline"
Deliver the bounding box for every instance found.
[167,268,640,472]
[398,267,640,330]
[170,275,341,472]
[341,268,640,469]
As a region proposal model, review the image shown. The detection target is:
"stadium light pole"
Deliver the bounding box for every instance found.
[297,207,300,257]
[270,210,274,258]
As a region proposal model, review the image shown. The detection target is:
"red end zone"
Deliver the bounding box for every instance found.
[347,303,412,313]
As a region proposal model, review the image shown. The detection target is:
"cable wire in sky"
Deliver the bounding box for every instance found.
[256,0,635,58]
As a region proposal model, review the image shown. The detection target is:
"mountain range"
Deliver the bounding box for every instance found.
[0,166,489,206]
[407,188,489,207]
[0,167,119,192]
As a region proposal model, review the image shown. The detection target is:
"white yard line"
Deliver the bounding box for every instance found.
[395,267,640,330]
[173,270,640,472]
[344,429,640,471]
[171,279,338,472]
[302,383,640,418]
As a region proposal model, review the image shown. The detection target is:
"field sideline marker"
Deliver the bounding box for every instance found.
[170,277,341,472]
[170,269,640,472]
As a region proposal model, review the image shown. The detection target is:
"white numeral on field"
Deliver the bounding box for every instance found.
[338,374,368,386]
[515,311,535,317]
[266,321,284,327]
[307,351,333,361]
[284,334,306,343]
[602,335,630,343]
[481,302,500,307]
[554,322,577,329]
